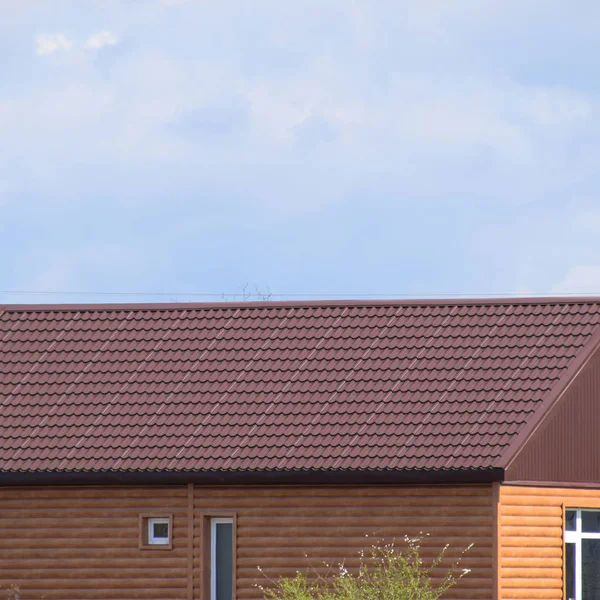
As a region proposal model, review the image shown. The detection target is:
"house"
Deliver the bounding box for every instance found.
[1,298,600,600]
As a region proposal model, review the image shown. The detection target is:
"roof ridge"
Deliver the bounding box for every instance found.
[3,295,600,313]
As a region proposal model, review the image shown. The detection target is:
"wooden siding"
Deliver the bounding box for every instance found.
[498,484,600,599]
[194,485,493,600]
[0,484,493,599]
[0,486,190,600]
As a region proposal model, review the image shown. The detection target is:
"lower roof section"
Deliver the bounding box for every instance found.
[0,467,504,486]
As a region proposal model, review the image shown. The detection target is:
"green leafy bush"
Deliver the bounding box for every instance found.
[258,535,472,600]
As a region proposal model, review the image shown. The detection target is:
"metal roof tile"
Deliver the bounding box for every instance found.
[1,298,600,473]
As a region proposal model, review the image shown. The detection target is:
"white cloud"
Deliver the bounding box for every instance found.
[243,65,591,168]
[35,33,72,56]
[554,266,600,295]
[86,30,119,49]
[12,2,600,216]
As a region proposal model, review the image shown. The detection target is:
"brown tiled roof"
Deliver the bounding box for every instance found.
[1,298,600,477]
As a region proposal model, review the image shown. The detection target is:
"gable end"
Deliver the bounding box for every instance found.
[505,340,600,483]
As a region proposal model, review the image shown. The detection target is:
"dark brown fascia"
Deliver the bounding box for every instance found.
[501,480,600,490]
[3,296,600,313]
[499,321,600,474]
[0,468,505,487]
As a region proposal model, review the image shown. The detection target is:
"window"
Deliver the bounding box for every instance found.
[149,518,170,545]
[139,514,173,550]
[211,518,234,600]
[564,509,600,600]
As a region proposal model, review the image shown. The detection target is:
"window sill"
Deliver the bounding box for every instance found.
[139,542,174,551]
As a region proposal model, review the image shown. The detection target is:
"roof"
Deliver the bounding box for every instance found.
[2,297,600,483]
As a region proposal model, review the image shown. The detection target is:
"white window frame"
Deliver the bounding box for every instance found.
[148,517,170,545]
[563,508,600,600]
[211,517,234,600]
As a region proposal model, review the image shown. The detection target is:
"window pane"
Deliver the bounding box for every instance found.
[566,542,576,600]
[583,539,600,599]
[215,523,233,600]
[153,523,169,539]
[583,511,600,534]
[566,510,577,532]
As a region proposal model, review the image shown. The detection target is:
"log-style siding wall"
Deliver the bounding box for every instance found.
[0,484,493,600]
[498,484,600,599]
[0,486,190,600]
[193,485,493,600]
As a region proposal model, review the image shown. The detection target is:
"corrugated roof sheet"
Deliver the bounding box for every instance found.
[1,298,600,474]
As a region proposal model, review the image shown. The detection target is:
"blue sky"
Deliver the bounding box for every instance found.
[2,0,600,304]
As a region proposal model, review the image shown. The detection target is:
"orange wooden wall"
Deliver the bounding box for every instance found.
[498,484,600,599]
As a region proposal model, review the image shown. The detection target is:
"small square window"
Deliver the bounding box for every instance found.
[149,518,170,545]
[139,514,173,550]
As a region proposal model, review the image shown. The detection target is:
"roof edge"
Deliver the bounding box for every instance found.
[0,468,504,487]
[499,319,600,471]
[502,480,600,490]
[2,296,600,313]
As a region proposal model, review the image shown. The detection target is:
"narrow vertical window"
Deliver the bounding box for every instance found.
[566,541,576,600]
[211,518,233,600]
